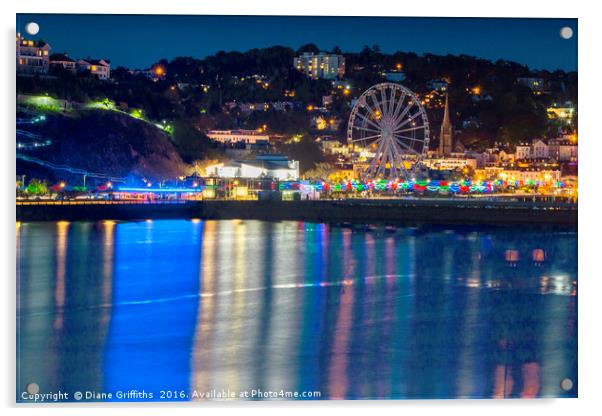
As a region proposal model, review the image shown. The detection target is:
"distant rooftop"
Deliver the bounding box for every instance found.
[50,53,75,62]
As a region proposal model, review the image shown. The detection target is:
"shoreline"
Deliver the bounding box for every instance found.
[16,199,578,227]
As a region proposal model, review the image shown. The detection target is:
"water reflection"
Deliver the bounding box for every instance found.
[17,220,577,401]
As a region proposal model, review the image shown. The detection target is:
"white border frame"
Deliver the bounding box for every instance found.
[2,1,599,415]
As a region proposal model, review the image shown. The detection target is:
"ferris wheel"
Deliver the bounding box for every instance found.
[347,83,430,179]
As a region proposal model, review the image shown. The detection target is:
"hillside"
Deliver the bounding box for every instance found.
[17,110,187,184]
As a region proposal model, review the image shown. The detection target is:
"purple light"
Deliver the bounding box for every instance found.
[117,187,202,193]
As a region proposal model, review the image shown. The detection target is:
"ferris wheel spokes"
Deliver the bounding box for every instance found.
[347,82,430,179]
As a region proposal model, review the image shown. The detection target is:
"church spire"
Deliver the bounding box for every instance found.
[442,93,450,127]
[439,93,453,156]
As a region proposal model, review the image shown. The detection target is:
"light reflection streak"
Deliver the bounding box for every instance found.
[328,283,354,399]
[222,220,246,394]
[456,246,482,398]
[521,362,540,398]
[100,221,115,326]
[493,364,513,398]
[538,278,575,396]
[328,228,354,399]
[191,220,216,397]
[53,221,70,330]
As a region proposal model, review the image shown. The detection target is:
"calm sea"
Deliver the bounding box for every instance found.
[16,219,577,401]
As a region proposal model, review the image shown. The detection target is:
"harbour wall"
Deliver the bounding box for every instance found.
[16,199,577,227]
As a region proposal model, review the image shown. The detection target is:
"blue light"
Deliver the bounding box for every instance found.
[117,187,202,193]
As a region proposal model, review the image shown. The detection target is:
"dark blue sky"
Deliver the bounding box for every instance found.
[16,14,577,71]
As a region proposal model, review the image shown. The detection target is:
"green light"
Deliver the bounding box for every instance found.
[22,95,61,112]
[87,98,116,110]
[25,179,48,195]
[130,109,144,119]
[155,122,174,135]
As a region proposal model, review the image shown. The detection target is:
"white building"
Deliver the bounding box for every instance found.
[548,138,578,162]
[515,138,577,162]
[531,139,549,159]
[16,34,50,74]
[423,157,477,171]
[515,144,531,160]
[77,58,111,80]
[206,129,270,144]
[210,155,299,180]
[499,169,561,184]
[515,139,549,160]
[294,52,345,80]
[49,53,76,73]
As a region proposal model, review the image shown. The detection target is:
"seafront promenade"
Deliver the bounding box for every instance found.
[16,198,577,226]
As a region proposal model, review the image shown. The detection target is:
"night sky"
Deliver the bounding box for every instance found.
[16,14,577,71]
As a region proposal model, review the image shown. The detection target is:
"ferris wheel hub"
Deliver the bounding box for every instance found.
[347,82,430,180]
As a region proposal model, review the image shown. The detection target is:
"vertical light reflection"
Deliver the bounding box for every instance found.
[364,233,376,279]
[223,220,247,395]
[100,221,115,325]
[456,243,482,398]
[53,221,70,330]
[328,285,354,399]
[538,290,574,396]
[354,232,377,399]
[251,221,275,395]
[521,362,540,398]
[327,228,354,399]
[385,237,396,280]
[377,236,397,399]
[434,232,456,398]
[493,364,513,398]
[209,221,237,394]
[191,220,216,397]
[103,220,201,399]
[389,235,416,399]
[16,222,21,311]
[17,223,57,394]
[238,221,267,392]
[319,223,329,281]
[264,222,302,392]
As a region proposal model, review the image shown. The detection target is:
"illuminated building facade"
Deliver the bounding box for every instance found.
[206,129,270,144]
[208,155,299,180]
[515,139,549,160]
[16,34,50,74]
[77,58,111,80]
[548,138,578,162]
[476,166,561,185]
[547,102,576,125]
[294,52,345,80]
[423,157,477,171]
[515,138,577,162]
